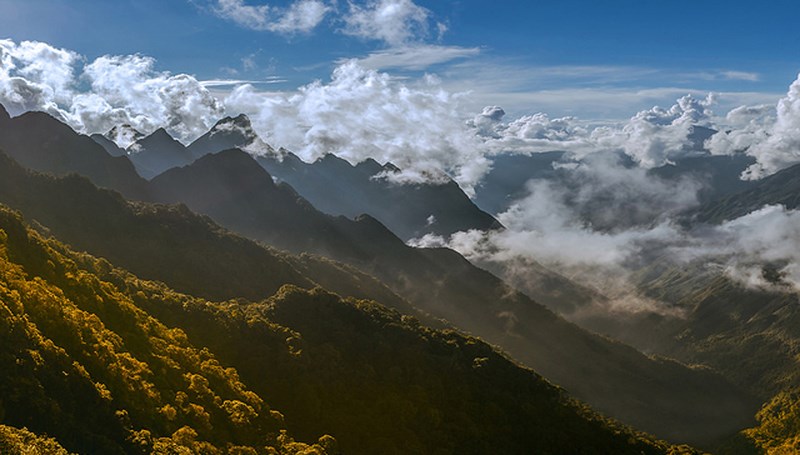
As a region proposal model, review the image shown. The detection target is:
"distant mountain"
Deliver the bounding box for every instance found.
[473,151,566,215]
[147,148,757,446]
[630,260,800,396]
[0,107,761,445]
[689,160,800,225]
[0,150,413,314]
[106,123,144,148]
[150,149,366,259]
[187,113,274,160]
[473,127,748,219]
[126,127,195,179]
[651,153,756,206]
[257,152,502,240]
[186,113,500,240]
[0,104,148,199]
[90,132,127,157]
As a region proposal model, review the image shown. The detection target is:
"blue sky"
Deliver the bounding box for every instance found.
[2,0,798,117]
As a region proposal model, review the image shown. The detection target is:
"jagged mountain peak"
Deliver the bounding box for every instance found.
[162,148,275,186]
[124,127,193,179]
[105,124,144,148]
[206,113,254,138]
[187,113,278,160]
[136,128,179,144]
[382,162,401,173]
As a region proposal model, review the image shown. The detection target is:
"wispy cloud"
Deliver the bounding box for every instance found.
[720,70,760,82]
[213,0,329,34]
[200,77,287,87]
[346,45,481,71]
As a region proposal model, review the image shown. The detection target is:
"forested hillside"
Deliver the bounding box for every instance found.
[0,205,694,454]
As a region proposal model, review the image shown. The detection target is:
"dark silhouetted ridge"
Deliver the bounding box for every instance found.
[0,105,148,199]
[127,127,194,179]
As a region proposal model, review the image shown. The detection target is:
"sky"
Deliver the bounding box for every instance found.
[1,0,797,119]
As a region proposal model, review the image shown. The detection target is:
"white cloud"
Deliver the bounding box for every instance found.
[352,45,481,71]
[0,39,80,117]
[671,205,800,292]
[410,170,691,310]
[77,54,224,142]
[214,0,329,34]
[342,0,439,47]
[416,178,800,313]
[200,77,287,87]
[707,73,800,180]
[721,71,760,82]
[224,60,489,192]
[270,0,330,34]
[475,93,718,169]
[0,39,223,143]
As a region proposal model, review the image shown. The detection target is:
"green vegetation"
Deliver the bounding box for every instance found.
[716,388,800,455]
[0,206,334,454]
[0,425,73,454]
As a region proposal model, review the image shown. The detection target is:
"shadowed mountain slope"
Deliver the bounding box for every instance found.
[0,107,148,200]
[689,160,800,225]
[0,150,413,314]
[0,206,335,455]
[186,113,500,240]
[0,204,694,455]
[126,128,195,179]
[148,148,758,446]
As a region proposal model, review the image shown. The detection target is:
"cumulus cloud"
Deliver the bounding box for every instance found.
[707,74,800,180]
[78,54,224,141]
[213,0,329,33]
[0,39,80,117]
[225,60,489,192]
[475,94,718,169]
[342,0,441,47]
[0,39,224,143]
[0,39,486,186]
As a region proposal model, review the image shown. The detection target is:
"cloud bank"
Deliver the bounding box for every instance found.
[0,39,224,143]
[224,60,489,190]
[475,93,718,169]
[707,73,800,179]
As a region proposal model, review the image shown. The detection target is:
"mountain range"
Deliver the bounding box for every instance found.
[1,103,797,453]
